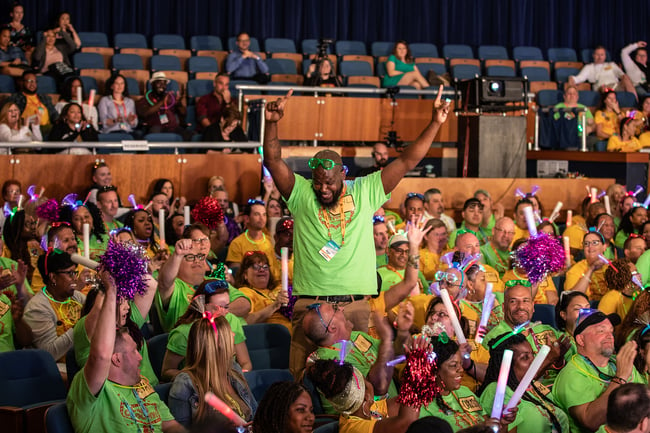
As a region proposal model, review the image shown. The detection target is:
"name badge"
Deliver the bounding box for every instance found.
[319,240,340,262]
[353,334,372,353]
[0,299,9,317]
[485,272,498,283]
[159,113,169,125]
[458,396,482,413]
[134,378,155,399]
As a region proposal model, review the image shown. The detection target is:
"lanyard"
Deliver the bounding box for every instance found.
[112,96,126,120]
[122,388,151,433]
[320,184,348,245]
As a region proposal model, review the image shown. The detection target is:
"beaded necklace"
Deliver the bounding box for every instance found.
[42,287,80,329]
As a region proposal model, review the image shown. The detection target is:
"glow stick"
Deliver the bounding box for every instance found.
[597,190,606,199]
[440,289,466,344]
[534,210,543,224]
[491,349,513,420]
[505,345,550,411]
[76,86,82,104]
[643,194,650,209]
[585,185,591,196]
[338,340,352,365]
[598,254,618,272]
[281,247,289,306]
[563,236,571,268]
[549,201,563,223]
[83,223,90,258]
[566,210,572,227]
[88,89,96,107]
[158,209,165,245]
[204,392,246,426]
[386,220,396,235]
[39,187,45,198]
[386,355,406,367]
[184,205,190,226]
[632,274,644,291]
[17,194,23,210]
[475,283,495,345]
[604,196,611,215]
[70,253,98,270]
[523,206,538,237]
[632,185,644,197]
[590,188,598,204]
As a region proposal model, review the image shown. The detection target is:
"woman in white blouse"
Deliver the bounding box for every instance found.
[0,101,42,153]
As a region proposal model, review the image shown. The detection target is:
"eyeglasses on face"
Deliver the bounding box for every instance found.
[184,253,206,262]
[307,303,339,332]
[391,247,409,255]
[251,263,269,271]
[56,269,79,278]
[494,227,515,236]
[192,237,209,245]
[435,271,459,284]
[308,158,340,170]
[582,240,603,247]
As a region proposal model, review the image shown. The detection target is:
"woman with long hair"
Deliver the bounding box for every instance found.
[594,89,625,140]
[0,101,42,145]
[608,115,643,152]
[3,208,40,282]
[565,231,610,301]
[161,279,252,381]
[478,332,570,433]
[168,312,257,428]
[554,290,590,361]
[615,206,648,248]
[98,73,138,134]
[54,76,99,130]
[123,208,168,260]
[48,102,99,145]
[419,218,449,281]
[253,381,315,433]
[382,40,429,89]
[59,200,108,259]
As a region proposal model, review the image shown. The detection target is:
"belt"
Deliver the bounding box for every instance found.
[298,294,366,303]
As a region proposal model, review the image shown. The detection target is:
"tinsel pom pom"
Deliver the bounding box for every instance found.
[36,199,60,222]
[514,234,565,284]
[98,240,149,300]
[397,348,442,408]
[279,284,297,320]
[191,197,224,230]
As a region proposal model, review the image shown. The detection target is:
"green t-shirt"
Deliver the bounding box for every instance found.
[376,253,388,268]
[0,256,33,295]
[67,370,173,433]
[167,312,246,360]
[635,249,650,286]
[76,233,108,260]
[419,386,486,432]
[0,293,15,352]
[447,222,489,249]
[482,321,561,386]
[376,266,428,292]
[480,381,570,433]
[482,214,496,232]
[614,230,634,250]
[73,303,158,386]
[479,243,510,278]
[307,331,397,414]
[286,171,389,296]
[551,354,645,433]
[155,279,250,333]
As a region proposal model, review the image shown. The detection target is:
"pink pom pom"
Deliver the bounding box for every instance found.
[191,197,224,230]
[514,234,565,284]
[36,199,60,222]
[397,348,441,408]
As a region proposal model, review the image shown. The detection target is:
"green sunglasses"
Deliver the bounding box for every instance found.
[308,158,341,170]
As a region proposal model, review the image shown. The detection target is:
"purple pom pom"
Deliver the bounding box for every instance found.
[279,284,297,320]
[99,240,149,300]
[514,234,565,284]
[36,199,60,222]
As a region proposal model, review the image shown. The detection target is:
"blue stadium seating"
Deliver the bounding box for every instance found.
[187,79,214,99]
[335,40,367,56]
[536,89,562,106]
[150,55,182,72]
[266,58,298,75]
[112,53,145,70]
[452,64,480,80]
[73,52,105,70]
[115,33,148,49]
[443,44,473,59]
[486,65,516,77]
[188,56,219,75]
[371,41,393,57]
[339,60,373,77]
[578,90,600,107]
[190,35,223,51]
[0,75,16,93]
[265,38,296,53]
[37,75,57,94]
[153,34,186,50]
[548,47,578,62]
[78,32,109,47]
[555,67,580,83]
[478,45,509,60]
[513,46,544,61]
[409,43,438,58]
[521,66,551,81]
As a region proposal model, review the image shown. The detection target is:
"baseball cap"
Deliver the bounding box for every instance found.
[574,309,621,337]
[389,233,408,248]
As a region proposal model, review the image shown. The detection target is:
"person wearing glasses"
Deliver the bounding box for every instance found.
[552,309,644,433]
[23,250,85,364]
[480,217,515,279]
[262,87,450,378]
[30,221,83,293]
[377,233,428,293]
[155,238,211,332]
[592,213,621,261]
[234,251,290,330]
[447,198,488,248]
[480,281,569,386]
[303,302,411,414]
[226,199,276,275]
[565,231,610,301]
[226,32,269,84]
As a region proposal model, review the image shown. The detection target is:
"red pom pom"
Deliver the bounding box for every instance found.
[191,197,224,230]
[397,348,442,408]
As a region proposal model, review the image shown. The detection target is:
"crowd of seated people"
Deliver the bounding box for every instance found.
[1,146,649,433]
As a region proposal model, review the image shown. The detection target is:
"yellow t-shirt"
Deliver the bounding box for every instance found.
[226,231,278,274]
[483,264,505,294]
[238,284,292,331]
[22,93,50,125]
[565,259,609,301]
[339,416,376,433]
[597,289,634,323]
[419,247,444,282]
[594,110,619,137]
[511,226,530,247]
[607,135,642,152]
[502,269,557,304]
[562,223,588,251]
[367,292,387,339]
[391,293,433,330]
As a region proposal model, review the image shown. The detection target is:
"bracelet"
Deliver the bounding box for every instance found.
[463,358,475,371]
[611,376,627,385]
[407,255,420,269]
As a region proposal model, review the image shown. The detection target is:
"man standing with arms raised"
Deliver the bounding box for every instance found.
[263,87,450,377]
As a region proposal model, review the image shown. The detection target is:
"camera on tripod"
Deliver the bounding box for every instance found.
[312,38,334,64]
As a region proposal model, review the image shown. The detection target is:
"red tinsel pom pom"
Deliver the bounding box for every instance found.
[397,348,441,408]
[190,197,224,230]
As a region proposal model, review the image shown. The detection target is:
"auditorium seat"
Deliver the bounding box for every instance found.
[554,62,582,83]
[0,75,16,93]
[115,32,148,49]
[190,35,223,52]
[617,91,637,108]
[341,55,374,74]
[578,90,600,107]
[196,50,229,71]
[486,65,516,77]
[78,31,109,48]
[45,403,74,433]
[151,55,182,72]
[335,40,367,56]
[529,81,558,93]
[153,34,186,51]
[80,47,114,69]
[535,89,562,107]
[521,66,551,82]
[73,52,104,70]
[112,53,145,71]
[265,38,297,54]
[266,58,299,75]
[339,60,373,79]
[118,47,153,69]
[121,71,149,95]
[415,57,447,76]
[478,45,509,61]
[443,44,474,60]
[371,41,393,57]
[347,75,380,88]
[158,49,192,71]
[37,75,57,94]
[513,46,544,62]
[187,79,213,101]
[450,58,480,80]
[270,52,303,73]
[188,56,219,77]
[243,369,294,402]
[302,39,331,56]
[270,74,303,85]
[79,76,99,94]
[194,71,217,81]
[228,36,260,52]
[548,47,578,63]
[409,43,439,58]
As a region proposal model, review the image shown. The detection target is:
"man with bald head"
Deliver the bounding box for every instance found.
[356,142,390,177]
[480,217,515,278]
[455,231,505,295]
[263,87,450,377]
